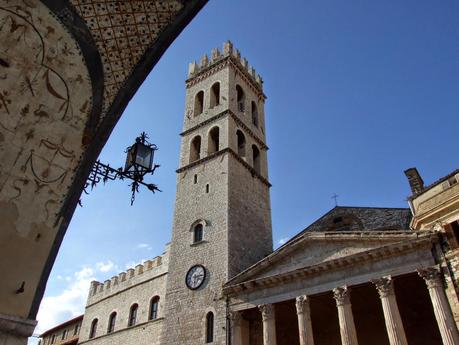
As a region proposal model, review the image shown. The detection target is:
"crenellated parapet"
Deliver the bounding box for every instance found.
[187,41,263,90]
[87,245,169,305]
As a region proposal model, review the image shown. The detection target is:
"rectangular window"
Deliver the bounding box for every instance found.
[62,330,67,340]
[51,335,55,344]
[73,323,79,336]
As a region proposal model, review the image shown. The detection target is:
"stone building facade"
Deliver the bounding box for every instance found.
[77,43,459,345]
[39,315,83,345]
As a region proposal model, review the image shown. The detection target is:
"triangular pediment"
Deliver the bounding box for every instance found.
[226,231,418,286]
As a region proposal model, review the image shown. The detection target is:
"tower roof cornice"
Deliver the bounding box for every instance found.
[186,41,266,99]
[176,147,271,188]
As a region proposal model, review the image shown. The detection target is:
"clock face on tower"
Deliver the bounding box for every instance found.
[185,265,206,290]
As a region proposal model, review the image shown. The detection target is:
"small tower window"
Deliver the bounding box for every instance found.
[208,126,220,154]
[236,130,246,158]
[128,304,138,327]
[206,312,214,343]
[194,174,198,184]
[149,296,160,320]
[194,224,203,243]
[190,136,201,163]
[194,91,204,116]
[89,319,98,339]
[107,312,116,333]
[252,145,260,174]
[206,184,210,193]
[251,101,258,127]
[210,82,220,108]
[236,85,245,112]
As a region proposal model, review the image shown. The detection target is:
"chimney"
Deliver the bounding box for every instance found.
[404,168,424,195]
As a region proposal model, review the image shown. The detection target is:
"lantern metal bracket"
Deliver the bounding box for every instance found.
[82,132,161,205]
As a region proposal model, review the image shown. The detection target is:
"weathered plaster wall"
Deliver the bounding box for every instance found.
[0,0,92,319]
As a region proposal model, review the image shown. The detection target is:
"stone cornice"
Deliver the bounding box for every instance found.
[412,193,459,229]
[223,232,438,296]
[186,55,266,100]
[180,109,268,150]
[78,317,164,344]
[226,231,431,286]
[176,148,271,187]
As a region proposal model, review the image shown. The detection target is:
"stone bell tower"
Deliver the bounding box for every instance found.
[161,41,272,345]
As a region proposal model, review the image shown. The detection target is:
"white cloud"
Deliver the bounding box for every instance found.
[28,260,119,344]
[137,243,152,250]
[30,266,96,343]
[95,260,116,273]
[278,237,289,246]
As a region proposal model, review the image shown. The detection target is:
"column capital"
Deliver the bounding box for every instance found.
[295,295,310,315]
[418,266,442,289]
[258,304,275,321]
[228,310,242,327]
[372,276,395,298]
[333,286,350,306]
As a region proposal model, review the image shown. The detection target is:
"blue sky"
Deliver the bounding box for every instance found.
[29,0,459,342]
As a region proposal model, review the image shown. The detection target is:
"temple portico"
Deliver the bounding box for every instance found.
[224,227,458,345]
[228,268,457,345]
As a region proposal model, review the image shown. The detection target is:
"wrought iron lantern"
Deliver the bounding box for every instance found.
[83,132,160,205]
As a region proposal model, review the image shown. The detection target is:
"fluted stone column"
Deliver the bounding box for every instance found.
[296,295,314,345]
[229,311,243,345]
[418,266,459,345]
[333,286,359,345]
[258,304,277,345]
[372,276,408,345]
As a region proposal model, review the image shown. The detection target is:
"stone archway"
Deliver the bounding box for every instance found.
[0,1,207,343]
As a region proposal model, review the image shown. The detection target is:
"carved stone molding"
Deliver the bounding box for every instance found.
[333,286,350,306]
[295,295,309,315]
[228,311,242,328]
[418,266,443,289]
[258,304,275,321]
[372,276,395,298]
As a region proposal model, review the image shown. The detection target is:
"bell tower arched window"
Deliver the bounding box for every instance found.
[236,85,245,112]
[194,224,203,243]
[190,136,201,163]
[208,127,220,154]
[210,82,220,108]
[251,101,258,127]
[206,312,214,343]
[252,145,260,174]
[236,130,246,158]
[89,319,98,339]
[194,91,204,116]
[128,304,138,327]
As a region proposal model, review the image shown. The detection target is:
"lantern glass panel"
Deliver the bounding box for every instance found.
[135,143,153,170]
[124,146,136,172]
